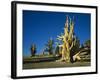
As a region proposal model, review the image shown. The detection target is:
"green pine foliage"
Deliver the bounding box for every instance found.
[45,39,54,55]
[30,44,37,57]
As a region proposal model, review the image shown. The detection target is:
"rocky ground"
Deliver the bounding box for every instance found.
[23,60,90,69]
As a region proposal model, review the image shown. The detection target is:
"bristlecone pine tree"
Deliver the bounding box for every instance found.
[45,38,54,55]
[30,44,37,57]
[55,44,60,56]
[57,16,81,63]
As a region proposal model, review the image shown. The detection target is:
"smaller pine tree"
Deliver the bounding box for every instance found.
[30,44,37,57]
[55,45,60,55]
[45,38,54,55]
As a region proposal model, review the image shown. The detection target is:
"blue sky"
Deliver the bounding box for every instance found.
[23,10,90,56]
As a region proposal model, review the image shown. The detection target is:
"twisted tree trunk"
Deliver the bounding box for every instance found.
[57,16,80,63]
